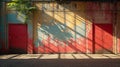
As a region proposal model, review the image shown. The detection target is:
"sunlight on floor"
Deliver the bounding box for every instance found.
[0,54,120,59]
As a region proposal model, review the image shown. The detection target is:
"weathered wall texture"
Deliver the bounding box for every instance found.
[33,2,114,54]
[1,1,120,54]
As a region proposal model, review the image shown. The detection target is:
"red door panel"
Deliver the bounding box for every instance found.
[94,24,113,53]
[9,24,27,53]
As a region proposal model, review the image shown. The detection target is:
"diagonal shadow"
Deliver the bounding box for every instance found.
[34,2,114,54]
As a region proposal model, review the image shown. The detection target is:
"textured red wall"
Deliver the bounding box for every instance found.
[9,24,28,53]
[6,2,116,54]
[33,2,114,54]
[94,24,113,53]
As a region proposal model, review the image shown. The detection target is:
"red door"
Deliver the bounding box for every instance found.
[94,24,113,53]
[9,24,28,53]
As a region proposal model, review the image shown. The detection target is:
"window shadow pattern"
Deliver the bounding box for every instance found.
[34,2,114,54]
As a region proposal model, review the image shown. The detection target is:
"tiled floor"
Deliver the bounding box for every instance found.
[0,54,120,59]
[0,54,120,67]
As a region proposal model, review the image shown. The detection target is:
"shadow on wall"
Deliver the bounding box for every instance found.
[39,22,73,41]
[38,12,74,42]
[34,2,114,54]
[34,9,87,53]
[57,2,114,54]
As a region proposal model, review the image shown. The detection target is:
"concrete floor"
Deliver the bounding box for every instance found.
[0,54,120,67]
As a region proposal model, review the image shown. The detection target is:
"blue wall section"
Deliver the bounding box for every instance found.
[7,13,20,23]
[7,12,26,23]
[36,22,74,47]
